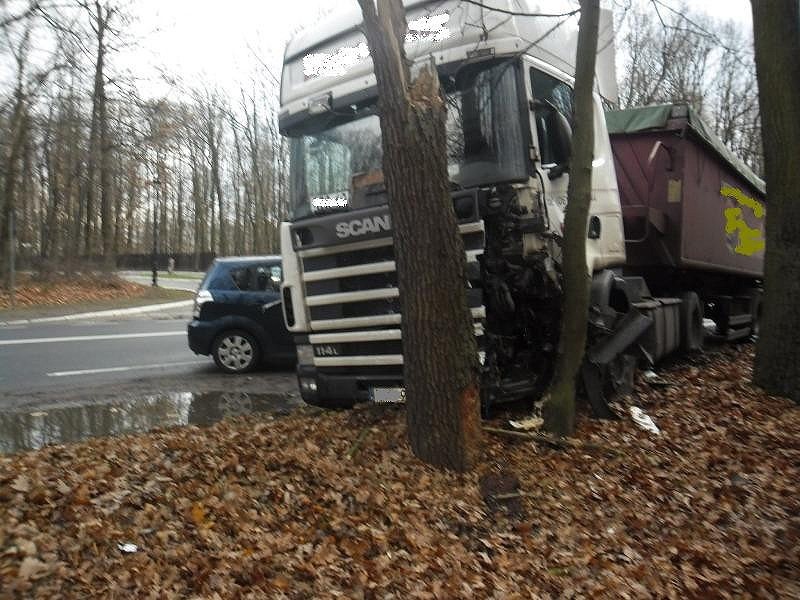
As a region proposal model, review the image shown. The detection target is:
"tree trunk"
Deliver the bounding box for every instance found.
[84,10,104,259]
[2,93,27,288]
[751,0,800,403]
[543,0,600,436]
[125,162,137,253]
[206,108,226,256]
[96,6,113,267]
[176,174,184,255]
[190,150,202,268]
[357,0,481,472]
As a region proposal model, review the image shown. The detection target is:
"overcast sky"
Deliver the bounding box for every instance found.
[124,0,754,98]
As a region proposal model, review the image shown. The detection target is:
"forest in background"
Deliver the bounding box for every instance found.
[0,0,761,277]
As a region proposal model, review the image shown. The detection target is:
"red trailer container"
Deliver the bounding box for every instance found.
[607,104,765,339]
[607,104,765,278]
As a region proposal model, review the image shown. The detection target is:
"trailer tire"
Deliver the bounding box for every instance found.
[680,291,704,352]
[748,288,762,340]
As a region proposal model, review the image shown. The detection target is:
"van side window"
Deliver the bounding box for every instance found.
[530,68,574,165]
[230,266,253,291]
[255,264,282,292]
[270,265,283,284]
[226,263,283,292]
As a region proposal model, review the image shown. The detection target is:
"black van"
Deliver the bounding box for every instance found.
[188,256,294,373]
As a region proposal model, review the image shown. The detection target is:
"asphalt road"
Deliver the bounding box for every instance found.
[0,317,210,395]
[0,312,300,453]
[120,274,202,292]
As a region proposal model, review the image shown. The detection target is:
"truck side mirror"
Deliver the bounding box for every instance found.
[588,215,602,239]
[548,108,572,179]
[532,99,573,180]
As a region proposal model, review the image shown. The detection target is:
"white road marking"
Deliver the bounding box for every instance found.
[0,331,185,346]
[47,360,204,377]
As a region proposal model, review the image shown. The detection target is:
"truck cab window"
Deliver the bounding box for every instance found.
[531,68,574,166]
[288,60,528,220]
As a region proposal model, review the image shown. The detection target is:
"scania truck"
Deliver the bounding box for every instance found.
[278,0,765,413]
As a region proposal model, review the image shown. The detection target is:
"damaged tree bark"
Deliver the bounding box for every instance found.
[357,0,481,472]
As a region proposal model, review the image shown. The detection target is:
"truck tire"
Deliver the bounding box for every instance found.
[747,288,762,340]
[680,291,704,352]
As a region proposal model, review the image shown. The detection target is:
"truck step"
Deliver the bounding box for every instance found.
[725,327,752,342]
[727,313,753,328]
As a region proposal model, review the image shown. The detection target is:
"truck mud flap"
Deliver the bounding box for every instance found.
[581,363,617,419]
[582,311,653,419]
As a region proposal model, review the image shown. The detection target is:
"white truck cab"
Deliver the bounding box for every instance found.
[278,1,628,408]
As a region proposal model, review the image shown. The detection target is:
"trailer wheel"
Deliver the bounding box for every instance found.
[748,289,762,340]
[680,291,704,352]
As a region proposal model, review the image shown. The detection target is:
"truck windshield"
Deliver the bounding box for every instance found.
[289,60,527,219]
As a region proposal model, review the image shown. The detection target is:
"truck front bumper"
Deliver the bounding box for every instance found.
[296,364,403,408]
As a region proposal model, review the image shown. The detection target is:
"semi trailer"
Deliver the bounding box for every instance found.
[277,0,765,412]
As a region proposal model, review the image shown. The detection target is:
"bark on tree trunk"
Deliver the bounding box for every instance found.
[357,0,481,472]
[176,175,184,256]
[543,0,600,436]
[2,95,26,288]
[206,108,226,256]
[96,8,113,267]
[751,0,800,403]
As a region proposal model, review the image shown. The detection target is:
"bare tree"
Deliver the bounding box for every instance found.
[750,0,800,403]
[0,1,290,275]
[542,0,601,436]
[619,1,762,174]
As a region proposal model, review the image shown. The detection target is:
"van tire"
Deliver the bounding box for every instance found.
[212,330,260,374]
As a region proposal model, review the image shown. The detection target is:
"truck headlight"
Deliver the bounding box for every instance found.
[296,344,314,365]
[299,378,318,394]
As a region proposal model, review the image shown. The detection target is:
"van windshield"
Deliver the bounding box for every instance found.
[288,60,528,219]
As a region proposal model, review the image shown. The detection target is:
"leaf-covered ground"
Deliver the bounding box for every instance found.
[0,273,151,310]
[1,346,798,598]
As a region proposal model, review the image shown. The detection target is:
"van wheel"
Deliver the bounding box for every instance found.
[213,330,260,374]
[680,291,704,352]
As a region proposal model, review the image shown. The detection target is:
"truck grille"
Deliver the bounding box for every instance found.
[297,220,486,368]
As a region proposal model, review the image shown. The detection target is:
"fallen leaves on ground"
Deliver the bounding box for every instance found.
[0,274,147,309]
[1,345,798,598]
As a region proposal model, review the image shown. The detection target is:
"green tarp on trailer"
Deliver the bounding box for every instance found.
[605,104,765,195]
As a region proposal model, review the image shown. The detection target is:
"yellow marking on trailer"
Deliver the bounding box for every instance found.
[720,185,765,256]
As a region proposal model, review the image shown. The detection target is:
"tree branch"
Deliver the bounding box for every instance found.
[460,0,580,18]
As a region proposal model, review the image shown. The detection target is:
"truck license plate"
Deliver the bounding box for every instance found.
[370,386,406,404]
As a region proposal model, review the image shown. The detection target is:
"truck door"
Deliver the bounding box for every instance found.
[523,60,575,238]
[256,262,294,353]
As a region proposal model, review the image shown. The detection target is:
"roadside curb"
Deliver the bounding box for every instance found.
[0,300,193,327]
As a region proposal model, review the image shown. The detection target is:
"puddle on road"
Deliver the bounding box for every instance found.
[0,391,301,454]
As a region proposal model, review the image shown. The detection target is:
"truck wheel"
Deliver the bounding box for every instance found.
[680,291,704,352]
[607,353,636,397]
[748,289,762,340]
[212,330,260,374]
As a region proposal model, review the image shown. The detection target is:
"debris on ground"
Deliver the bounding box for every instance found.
[0,345,798,597]
[641,369,672,387]
[629,406,660,434]
[508,415,544,431]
